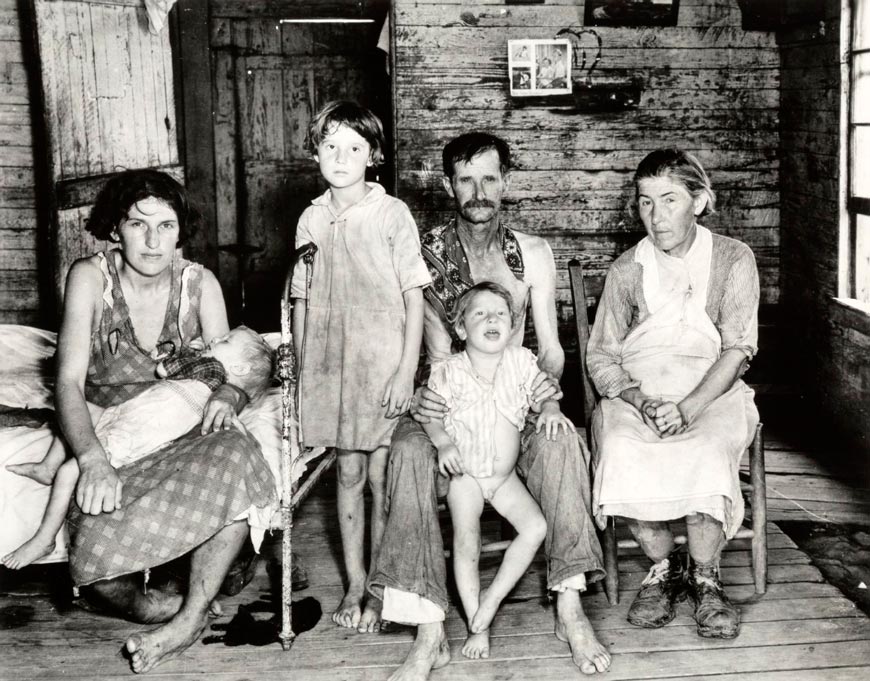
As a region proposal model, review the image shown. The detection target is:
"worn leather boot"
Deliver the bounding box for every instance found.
[627,550,687,628]
[688,561,740,638]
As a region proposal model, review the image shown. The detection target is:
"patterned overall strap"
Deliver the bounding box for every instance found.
[85,250,203,408]
[161,354,227,391]
[420,217,524,343]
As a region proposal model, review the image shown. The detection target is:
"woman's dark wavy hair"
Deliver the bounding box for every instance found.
[85,169,203,245]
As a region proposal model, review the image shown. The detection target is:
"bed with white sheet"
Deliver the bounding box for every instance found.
[0,324,322,566]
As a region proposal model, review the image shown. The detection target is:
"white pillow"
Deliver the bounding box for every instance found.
[0,325,56,409]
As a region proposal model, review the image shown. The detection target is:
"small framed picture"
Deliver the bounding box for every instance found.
[585,0,680,27]
[508,39,572,97]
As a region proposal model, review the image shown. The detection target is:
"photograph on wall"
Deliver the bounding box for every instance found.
[508,39,572,97]
[584,0,680,27]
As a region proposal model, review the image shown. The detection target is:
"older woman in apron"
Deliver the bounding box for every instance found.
[588,149,759,640]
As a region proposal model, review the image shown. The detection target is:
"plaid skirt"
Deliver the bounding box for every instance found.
[67,428,276,586]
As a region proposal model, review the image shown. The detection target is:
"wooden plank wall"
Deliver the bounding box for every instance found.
[779,0,870,448]
[393,0,781,337]
[32,0,179,301]
[0,0,39,325]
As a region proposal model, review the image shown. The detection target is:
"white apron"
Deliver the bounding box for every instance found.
[592,227,758,538]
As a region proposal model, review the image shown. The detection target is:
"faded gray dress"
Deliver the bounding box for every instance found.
[291,183,431,451]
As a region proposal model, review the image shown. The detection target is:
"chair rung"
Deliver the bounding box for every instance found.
[616,535,688,550]
[444,539,511,559]
[481,540,512,554]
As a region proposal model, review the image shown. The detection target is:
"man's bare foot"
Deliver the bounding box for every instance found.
[461,629,490,659]
[554,591,611,674]
[469,589,500,634]
[387,621,450,681]
[357,595,382,633]
[6,461,57,486]
[1,537,56,569]
[332,584,364,629]
[125,610,208,673]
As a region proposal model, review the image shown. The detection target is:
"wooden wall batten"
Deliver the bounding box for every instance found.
[392,0,781,333]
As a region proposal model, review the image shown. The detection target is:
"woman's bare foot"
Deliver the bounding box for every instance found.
[461,629,490,659]
[357,595,382,633]
[332,583,364,629]
[388,622,450,681]
[554,591,611,674]
[6,461,57,486]
[135,589,185,624]
[125,609,208,673]
[469,588,499,634]
[1,537,56,569]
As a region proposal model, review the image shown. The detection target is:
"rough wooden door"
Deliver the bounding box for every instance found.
[31,0,179,304]
[209,7,391,330]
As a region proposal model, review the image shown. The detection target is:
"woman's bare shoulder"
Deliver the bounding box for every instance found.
[66,253,108,288]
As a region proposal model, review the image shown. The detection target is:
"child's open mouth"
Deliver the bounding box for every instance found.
[484,330,500,339]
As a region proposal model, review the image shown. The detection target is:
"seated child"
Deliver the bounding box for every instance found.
[422,282,575,660]
[2,326,273,569]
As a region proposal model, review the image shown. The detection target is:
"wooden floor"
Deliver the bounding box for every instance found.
[2,404,870,680]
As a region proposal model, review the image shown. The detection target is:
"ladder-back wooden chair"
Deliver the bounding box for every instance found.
[567,258,767,606]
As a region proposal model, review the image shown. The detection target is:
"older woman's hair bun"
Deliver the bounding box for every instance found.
[631,148,716,219]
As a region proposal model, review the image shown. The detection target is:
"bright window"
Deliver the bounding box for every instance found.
[845,0,870,304]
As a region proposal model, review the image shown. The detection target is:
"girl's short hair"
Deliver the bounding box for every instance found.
[631,148,716,219]
[449,281,517,338]
[86,169,202,245]
[305,100,386,166]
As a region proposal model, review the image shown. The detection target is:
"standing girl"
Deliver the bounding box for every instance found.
[291,101,431,633]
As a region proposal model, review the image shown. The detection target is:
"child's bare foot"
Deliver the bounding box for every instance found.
[469,588,500,634]
[6,461,57,486]
[461,629,490,659]
[332,584,364,629]
[1,538,56,569]
[554,591,611,674]
[357,595,382,633]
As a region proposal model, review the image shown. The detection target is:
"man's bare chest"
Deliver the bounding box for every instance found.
[467,256,529,313]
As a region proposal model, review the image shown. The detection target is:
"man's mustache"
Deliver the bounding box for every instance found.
[462,199,495,209]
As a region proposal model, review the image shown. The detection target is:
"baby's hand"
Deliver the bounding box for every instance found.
[535,401,576,441]
[437,444,464,477]
[383,368,415,419]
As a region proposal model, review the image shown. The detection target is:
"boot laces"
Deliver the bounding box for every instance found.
[641,558,672,587]
[693,565,723,592]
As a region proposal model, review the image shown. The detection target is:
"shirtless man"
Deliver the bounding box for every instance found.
[368,132,611,679]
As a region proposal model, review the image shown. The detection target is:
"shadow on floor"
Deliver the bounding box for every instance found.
[776,520,870,618]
